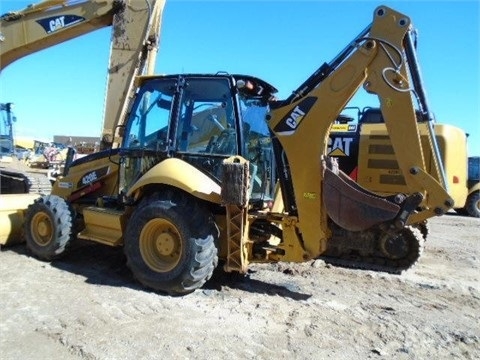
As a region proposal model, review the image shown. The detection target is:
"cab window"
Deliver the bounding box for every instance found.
[123,80,174,151]
[176,78,237,155]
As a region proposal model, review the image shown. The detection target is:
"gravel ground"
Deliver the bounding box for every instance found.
[0,214,479,360]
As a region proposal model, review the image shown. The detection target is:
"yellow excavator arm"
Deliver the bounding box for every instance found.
[0,0,166,146]
[268,6,453,259]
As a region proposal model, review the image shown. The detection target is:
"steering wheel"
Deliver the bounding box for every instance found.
[206,128,236,154]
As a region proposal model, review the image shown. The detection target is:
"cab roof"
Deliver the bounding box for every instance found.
[135,73,278,97]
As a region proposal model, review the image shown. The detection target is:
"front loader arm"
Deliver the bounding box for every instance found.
[267,6,452,259]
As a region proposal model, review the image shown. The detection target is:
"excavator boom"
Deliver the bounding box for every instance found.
[0,0,166,144]
[1,0,119,70]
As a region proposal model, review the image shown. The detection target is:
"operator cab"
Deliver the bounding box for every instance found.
[120,73,278,202]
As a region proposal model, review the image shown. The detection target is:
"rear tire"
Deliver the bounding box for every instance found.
[464,191,480,218]
[24,195,74,261]
[124,192,218,295]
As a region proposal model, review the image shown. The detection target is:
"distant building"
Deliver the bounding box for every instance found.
[53,135,101,154]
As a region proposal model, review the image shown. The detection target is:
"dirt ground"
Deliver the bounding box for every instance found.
[0,213,478,360]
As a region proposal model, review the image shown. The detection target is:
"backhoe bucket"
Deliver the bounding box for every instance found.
[323,157,400,232]
[0,194,40,246]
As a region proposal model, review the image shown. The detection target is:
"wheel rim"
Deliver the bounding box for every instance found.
[139,218,182,272]
[30,212,53,246]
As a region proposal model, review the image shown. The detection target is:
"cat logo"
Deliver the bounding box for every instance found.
[327,137,353,157]
[273,97,317,136]
[331,124,357,132]
[36,15,85,34]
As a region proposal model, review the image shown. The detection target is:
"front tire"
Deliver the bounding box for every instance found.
[124,192,218,295]
[24,195,74,261]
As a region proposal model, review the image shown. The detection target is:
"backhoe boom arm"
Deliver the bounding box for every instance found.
[268,6,453,259]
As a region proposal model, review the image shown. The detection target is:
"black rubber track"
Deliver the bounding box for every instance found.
[321,226,425,274]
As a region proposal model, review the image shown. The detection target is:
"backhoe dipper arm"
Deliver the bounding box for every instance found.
[268,6,453,258]
[0,0,166,148]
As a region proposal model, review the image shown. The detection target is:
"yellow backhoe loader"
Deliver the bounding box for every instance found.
[0,0,166,244]
[13,6,453,296]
